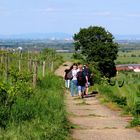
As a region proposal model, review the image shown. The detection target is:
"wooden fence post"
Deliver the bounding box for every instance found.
[33,61,38,88]
[42,61,46,77]
[27,50,30,72]
[28,59,33,72]
[1,53,4,64]
[51,61,54,72]
[19,52,22,72]
[5,53,8,81]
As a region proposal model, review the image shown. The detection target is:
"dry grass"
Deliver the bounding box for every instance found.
[105,102,122,111]
[97,94,122,111]
[135,127,140,132]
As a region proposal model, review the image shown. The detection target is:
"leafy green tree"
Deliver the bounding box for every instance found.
[73,26,118,78]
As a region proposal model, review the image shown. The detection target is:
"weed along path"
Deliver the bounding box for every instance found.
[55,62,140,140]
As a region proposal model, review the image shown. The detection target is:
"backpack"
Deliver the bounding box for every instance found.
[83,68,91,79]
[67,70,73,80]
[77,71,86,86]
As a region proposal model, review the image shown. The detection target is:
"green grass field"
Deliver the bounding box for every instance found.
[58,53,73,61]
[116,50,140,64]
[0,73,69,140]
[0,50,70,139]
[58,49,140,64]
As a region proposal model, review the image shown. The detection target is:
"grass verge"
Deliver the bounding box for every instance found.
[0,73,70,140]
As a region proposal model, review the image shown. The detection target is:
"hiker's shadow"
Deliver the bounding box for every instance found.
[82,90,98,98]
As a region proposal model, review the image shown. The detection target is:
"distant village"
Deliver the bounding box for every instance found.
[116,64,140,72]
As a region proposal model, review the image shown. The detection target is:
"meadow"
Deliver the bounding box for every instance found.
[0,49,69,139]
[116,50,140,64]
[59,49,140,64]
[58,52,73,62]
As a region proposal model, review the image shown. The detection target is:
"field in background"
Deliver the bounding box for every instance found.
[58,52,73,61]
[116,50,140,64]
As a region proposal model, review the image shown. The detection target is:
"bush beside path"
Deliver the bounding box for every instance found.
[56,62,140,140]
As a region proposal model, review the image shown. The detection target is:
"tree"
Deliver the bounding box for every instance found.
[73,26,118,78]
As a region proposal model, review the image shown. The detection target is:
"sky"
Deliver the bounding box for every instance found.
[0,0,140,35]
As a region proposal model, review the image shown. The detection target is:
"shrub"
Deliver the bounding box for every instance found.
[132,100,140,115]
[111,95,127,106]
[0,82,11,128]
[131,54,136,57]
[0,73,69,139]
[130,117,140,127]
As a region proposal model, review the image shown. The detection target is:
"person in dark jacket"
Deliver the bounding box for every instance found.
[77,65,88,97]
[64,65,73,88]
[83,64,92,95]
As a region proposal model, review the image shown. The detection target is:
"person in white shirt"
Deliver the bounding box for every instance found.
[70,64,78,96]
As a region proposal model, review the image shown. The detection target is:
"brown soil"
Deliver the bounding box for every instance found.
[55,62,140,140]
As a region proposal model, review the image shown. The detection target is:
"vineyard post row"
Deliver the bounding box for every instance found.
[0,51,53,88]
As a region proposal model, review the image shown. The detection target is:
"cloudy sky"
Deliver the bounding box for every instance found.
[0,0,140,35]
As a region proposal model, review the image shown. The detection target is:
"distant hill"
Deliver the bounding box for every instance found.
[1,33,140,41]
[0,32,73,40]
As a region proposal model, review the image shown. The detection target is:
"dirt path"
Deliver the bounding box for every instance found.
[55,62,140,140]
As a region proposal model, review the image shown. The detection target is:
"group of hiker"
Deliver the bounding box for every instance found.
[64,63,92,97]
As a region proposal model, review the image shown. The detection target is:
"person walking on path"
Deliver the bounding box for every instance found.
[70,64,78,97]
[64,66,73,89]
[77,65,88,97]
[83,64,92,95]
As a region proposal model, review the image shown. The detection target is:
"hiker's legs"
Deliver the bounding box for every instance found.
[78,86,81,96]
[75,81,78,96]
[85,87,88,95]
[65,80,67,88]
[65,80,69,88]
[67,79,70,88]
[73,80,78,95]
[85,82,90,94]
[78,86,84,97]
[70,80,77,96]
[81,86,86,96]
[70,80,74,96]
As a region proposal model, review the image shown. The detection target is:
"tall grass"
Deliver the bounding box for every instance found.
[0,73,69,140]
[94,72,140,127]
